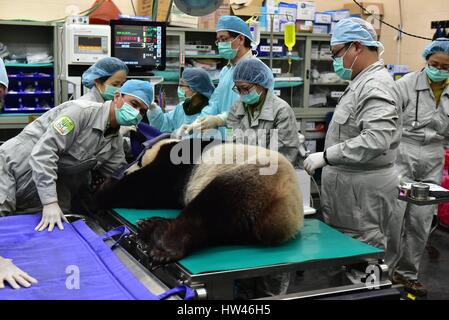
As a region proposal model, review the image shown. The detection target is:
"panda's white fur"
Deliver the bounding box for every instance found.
[183,143,304,241]
[125,138,181,175]
[185,143,284,202]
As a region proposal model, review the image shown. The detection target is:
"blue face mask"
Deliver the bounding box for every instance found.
[115,100,142,126]
[426,65,449,82]
[177,86,187,101]
[101,84,120,100]
[333,44,358,81]
[240,89,261,105]
[218,38,239,60]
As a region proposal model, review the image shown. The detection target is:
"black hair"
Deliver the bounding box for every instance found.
[344,42,378,52]
[95,76,110,84]
[228,31,252,49]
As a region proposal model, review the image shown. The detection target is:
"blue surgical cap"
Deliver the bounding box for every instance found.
[82,57,128,89]
[233,59,274,90]
[182,68,215,99]
[331,17,381,47]
[0,58,8,89]
[120,80,153,107]
[216,16,253,42]
[422,38,449,59]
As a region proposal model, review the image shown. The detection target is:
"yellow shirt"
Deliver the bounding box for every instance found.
[429,77,449,106]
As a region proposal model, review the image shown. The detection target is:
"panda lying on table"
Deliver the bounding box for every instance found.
[95,138,304,267]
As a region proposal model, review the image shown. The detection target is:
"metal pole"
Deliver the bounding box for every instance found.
[269,13,274,69]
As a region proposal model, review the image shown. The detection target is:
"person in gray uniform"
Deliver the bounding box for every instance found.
[0,58,39,290]
[303,18,403,273]
[0,80,152,232]
[392,38,449,296]
[226,58,300,165]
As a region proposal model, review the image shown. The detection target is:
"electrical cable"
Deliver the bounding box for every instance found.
[310,174,321,206]
[131,0,137,16]
[352,0,433,41]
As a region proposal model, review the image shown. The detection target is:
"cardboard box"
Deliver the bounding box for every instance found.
[169,4,198,28]
[296,20,313,33]
[343,2,384,16]
[230,0,263,17]
[138,0,172,21]
[198,0,231,30]
[278,2,297,21]
[198,14,217,30]
[324,9,350,21]
[314,12,332,25]
[313,24,329,34]
[297,1,316,21]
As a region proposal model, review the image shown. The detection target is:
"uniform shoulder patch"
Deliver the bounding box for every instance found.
[53,116,75,135]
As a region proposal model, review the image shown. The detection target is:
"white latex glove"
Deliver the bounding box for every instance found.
[303,152,326,176]
[0,257,38,289]
[35,202,69,232]
[174,124,194,138]
[119,125,137,137]
[190,115,226,132]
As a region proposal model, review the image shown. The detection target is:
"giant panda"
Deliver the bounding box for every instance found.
[95,138,304,267]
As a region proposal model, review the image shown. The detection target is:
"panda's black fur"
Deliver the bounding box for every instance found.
[96,138,215,209]
[95,138,303,267]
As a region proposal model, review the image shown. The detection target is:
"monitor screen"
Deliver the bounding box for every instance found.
[110,20,166,73]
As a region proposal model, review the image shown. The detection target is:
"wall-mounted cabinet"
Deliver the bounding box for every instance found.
[0,20,61,134]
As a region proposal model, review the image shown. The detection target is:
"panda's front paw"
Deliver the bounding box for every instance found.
[148,240,185,269]
[137,217,171,244]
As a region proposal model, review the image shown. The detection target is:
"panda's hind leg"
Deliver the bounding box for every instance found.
[139,164,278,268]
[136,217,179,267]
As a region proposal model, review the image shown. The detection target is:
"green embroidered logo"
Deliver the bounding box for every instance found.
[53,116,75,136]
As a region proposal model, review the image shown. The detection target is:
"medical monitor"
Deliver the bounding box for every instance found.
[110,19,166,74]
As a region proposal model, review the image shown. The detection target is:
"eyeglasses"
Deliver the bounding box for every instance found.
[428,62,449,72]
[331,44,351,61]
[232,84,256,95]
[215,37,235,46]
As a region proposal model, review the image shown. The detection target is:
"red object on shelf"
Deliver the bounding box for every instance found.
[88,0,121,25]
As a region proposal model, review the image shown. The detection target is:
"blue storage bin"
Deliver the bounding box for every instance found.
[3,65,54,113]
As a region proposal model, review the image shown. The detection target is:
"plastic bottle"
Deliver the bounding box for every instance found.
[249,20,260,51]
[284,21,296,53]
[284,21,296,73]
